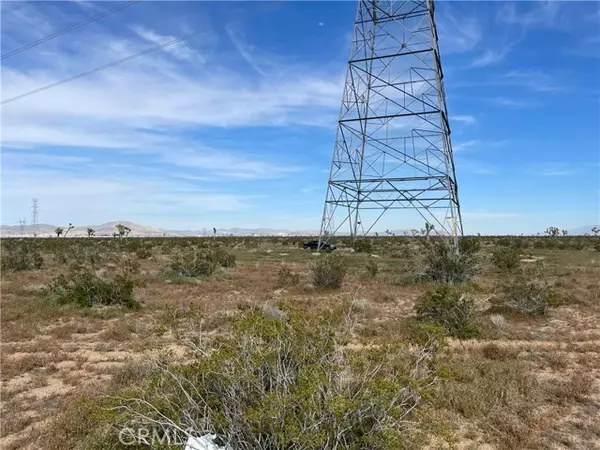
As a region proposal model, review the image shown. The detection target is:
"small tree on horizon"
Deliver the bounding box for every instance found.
[55,227,64,238]
[63,223,74,238]
[87,228,95,237]
[424,222,435,240]
[115,224,131,238]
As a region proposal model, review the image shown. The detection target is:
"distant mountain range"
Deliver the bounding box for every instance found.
[1,221,598,237]
[0,221,318,237]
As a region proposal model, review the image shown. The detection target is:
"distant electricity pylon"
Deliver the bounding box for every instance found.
[19,219,27,234]
[31,198,39,237]
[319,0,463,248]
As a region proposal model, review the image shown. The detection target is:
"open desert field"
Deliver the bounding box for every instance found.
[1,235,600,449]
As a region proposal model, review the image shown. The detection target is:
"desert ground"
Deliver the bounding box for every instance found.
[1,235,599,449]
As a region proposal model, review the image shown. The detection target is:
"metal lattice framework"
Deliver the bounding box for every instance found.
[319,0,463,247]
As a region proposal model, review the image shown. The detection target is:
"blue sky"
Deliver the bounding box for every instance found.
[1,0,599,234]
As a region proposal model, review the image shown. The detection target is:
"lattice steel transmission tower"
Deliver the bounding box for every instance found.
[31,198,39,237]
[319,0,463,247]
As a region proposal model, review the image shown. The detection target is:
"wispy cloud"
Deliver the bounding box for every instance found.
[453,140,507,153]
[132,26,197,61]
[490,96,544,109]
[452,115,476,125]
[436,6,481,54]
[503,69,566,93]
[496,1,561,29]
[526,163,584,177]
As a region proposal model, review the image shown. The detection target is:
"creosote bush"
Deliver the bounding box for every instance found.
[276,266,300,287]
[458,237,481,255]
[418,242,478,284]
[169,248,236,277]
[491,247,521,271]
[311,254,347,288]
[43,265,138,309]
[353,238,373,253]
[100,306,437,449]
[1,240,43,273]
[414,285,479,339]
[492,271,558,316]
[365,260,379,278]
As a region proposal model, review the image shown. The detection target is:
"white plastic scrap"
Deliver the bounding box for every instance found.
[184,434,231,450]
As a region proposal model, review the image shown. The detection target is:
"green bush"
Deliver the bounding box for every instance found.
[1,240,43,272]
[135,247,152,259]
[458,237,481,255]
[492,272,557,316]
[491,247,521,271]
[276,266,300,287]
[104,307,436,449]
[311,254,347,289]
[419,242,478,284]
[43,265,138,309]
[208,248,236,268]
[365,260,379,278]
[354,238,373,253]
[169,249,218,277]
[415,285,479,339]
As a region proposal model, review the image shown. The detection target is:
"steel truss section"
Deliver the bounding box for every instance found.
[319,0,463,247]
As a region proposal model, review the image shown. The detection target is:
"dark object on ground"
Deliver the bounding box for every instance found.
[303,240,336,251]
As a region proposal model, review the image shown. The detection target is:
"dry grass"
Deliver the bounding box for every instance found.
[1,238,599,448]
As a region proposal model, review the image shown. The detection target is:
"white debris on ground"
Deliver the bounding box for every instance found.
[184,434,231,450]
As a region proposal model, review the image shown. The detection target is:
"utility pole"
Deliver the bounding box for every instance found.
[19,219,27,235]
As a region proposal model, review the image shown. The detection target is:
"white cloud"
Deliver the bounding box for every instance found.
[436,7,481,54]
[453,140,480,152]
[490,96,543,109]
[503,69,566,93]
[452,115,476,125]
[471,49,508,68]
[132,26,197,61]
[496,1,561,28]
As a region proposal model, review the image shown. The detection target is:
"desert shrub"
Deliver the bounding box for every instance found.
[365,260,379,278]
[492,272,557,316]
[353,238,373,253]
[43,265,138,309]
[135,246,152,259]
[103,307,436,449]
[276,266,300,287]
[311,254,347,289]
[491,247,520,271]
[208,248,236,268]
[414,285,479,339]
[418,242,478,284]
[458,237,481,255]
[1,240,43,272]
[595,242,600,252]
[169,249,218,277]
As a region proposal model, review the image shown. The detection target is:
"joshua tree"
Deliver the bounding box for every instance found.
[424,222,435,240]
[63,223,74,238]
[55,227,64,238]
[87,228,95,237]
[116,224,131,238]
[592,226,599,236]
[544,226,560,237]
[562,230,568,236]
[213,227,217,237]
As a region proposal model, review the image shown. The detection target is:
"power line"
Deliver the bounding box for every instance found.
[1,0,141,61]
[0,2,279,106]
